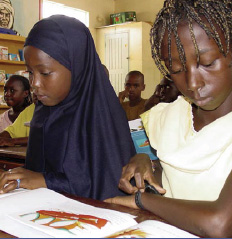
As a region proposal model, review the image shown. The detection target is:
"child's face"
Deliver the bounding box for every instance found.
[161,21,232,111]
[4,79,28,107]
[155,78,180,103]
[124,75,145,101]
[24,46,71,106]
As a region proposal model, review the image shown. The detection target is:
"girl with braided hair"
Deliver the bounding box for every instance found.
[105,0,232,237]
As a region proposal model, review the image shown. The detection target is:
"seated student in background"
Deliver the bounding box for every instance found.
[0,15,135,200]
[105,0,232,237]
[118,71,146,120]
[0,75,32,132]
[0,94,37,146]
[144,75,181,111]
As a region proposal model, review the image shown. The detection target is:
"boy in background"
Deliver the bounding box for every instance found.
[118,71,146,121]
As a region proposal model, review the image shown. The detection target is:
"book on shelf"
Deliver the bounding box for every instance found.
[0,46,8,60]
[8,53,20,61]
[0,69,6,84]
[0,188,198,238]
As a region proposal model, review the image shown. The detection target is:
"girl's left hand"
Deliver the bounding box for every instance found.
[104,195,138,209]
[0,167,47,194]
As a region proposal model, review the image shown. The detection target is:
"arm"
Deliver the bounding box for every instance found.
[144,94,160,111]
[0,131,28,146]
[106,156,232,237]
[138,173,232,238]
[118,90,129,104]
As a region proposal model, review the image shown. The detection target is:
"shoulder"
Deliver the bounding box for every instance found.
[150,96,189,114]
[141,96,190,135]
[0,110,10,120]
[121,101,130,109]
[23,103,35,113]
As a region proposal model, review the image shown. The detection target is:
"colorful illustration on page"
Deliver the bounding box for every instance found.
[107,228,148,238]
[20,210,108,234]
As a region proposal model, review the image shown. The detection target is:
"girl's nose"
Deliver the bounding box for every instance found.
[30,73,41,90]
[186,67,204,92]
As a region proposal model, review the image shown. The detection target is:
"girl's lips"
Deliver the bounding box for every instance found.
[37,95,47,101]
[192,96,212,107]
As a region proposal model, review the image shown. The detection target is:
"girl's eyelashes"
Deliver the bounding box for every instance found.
[25,70,52,76]
[201,60,216,67]
[25,70,33,75]
[41,72,52,76]
[169,68,184,75]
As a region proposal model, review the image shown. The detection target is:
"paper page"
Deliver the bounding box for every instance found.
[128,118,143,131]
[107,220,199,238]
[0,188,137,238]
[0,188,29,198]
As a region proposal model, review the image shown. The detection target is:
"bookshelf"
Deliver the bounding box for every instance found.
[0,33,26,113]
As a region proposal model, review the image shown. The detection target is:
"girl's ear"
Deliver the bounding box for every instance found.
[142,84,146,91]
[23,90,29,98]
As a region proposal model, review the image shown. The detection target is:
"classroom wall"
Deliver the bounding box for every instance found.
[114,0,164,24]
[96,22,160,99]
[10,0,165,97]
[11,0,115,39]
[41,0,115,43]
[114,0,165,95]
[11,0,39,37]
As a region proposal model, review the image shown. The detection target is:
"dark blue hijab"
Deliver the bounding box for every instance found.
[24,15,135,200]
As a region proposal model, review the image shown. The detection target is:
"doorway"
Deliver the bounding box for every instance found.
[105,32,129,95]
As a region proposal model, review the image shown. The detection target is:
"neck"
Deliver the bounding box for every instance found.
[129,97,142,107]
[12,104,26,113]
[192,99,232,132]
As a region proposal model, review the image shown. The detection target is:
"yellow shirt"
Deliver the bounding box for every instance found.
[5,103,35,138]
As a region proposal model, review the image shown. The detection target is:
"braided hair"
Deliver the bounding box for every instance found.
[150,0,232,79]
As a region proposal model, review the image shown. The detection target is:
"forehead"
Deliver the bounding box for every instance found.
[0,8,10,13]
[125,74,143,84]
[161,19,226,61]
[5,79,23,88]
[24,46,56,67]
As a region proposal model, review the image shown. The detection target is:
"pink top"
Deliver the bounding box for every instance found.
[0,109,12,133]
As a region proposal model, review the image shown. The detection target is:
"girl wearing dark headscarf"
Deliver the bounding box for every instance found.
[0,15,136,200]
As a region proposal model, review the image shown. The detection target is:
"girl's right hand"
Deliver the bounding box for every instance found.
[118,153,166,195]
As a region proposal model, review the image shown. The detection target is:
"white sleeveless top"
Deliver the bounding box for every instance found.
[141,96,232,201]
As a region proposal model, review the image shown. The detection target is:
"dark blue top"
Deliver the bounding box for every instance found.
[24,15,136,200]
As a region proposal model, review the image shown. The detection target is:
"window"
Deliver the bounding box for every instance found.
[41,0,89,27]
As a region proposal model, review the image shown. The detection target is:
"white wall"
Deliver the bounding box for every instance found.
[10,0,165,95]
[11,0,39,37]
[115,0,164,24]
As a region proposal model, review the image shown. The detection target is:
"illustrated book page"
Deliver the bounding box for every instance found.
[0,188,199,238]
[107,220,198,238]
[0,188,136,238]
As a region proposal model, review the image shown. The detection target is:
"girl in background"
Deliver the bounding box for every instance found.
[0,74,32,132]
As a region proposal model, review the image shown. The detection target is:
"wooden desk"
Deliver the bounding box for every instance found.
[0,192,164,238]
[65,193,164,224]
[0,146,26,170]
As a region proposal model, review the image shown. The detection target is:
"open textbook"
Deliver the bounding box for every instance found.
[0,188,198,238]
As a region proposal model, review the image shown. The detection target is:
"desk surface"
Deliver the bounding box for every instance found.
[0,146,27,160]
[0,192,164,238]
